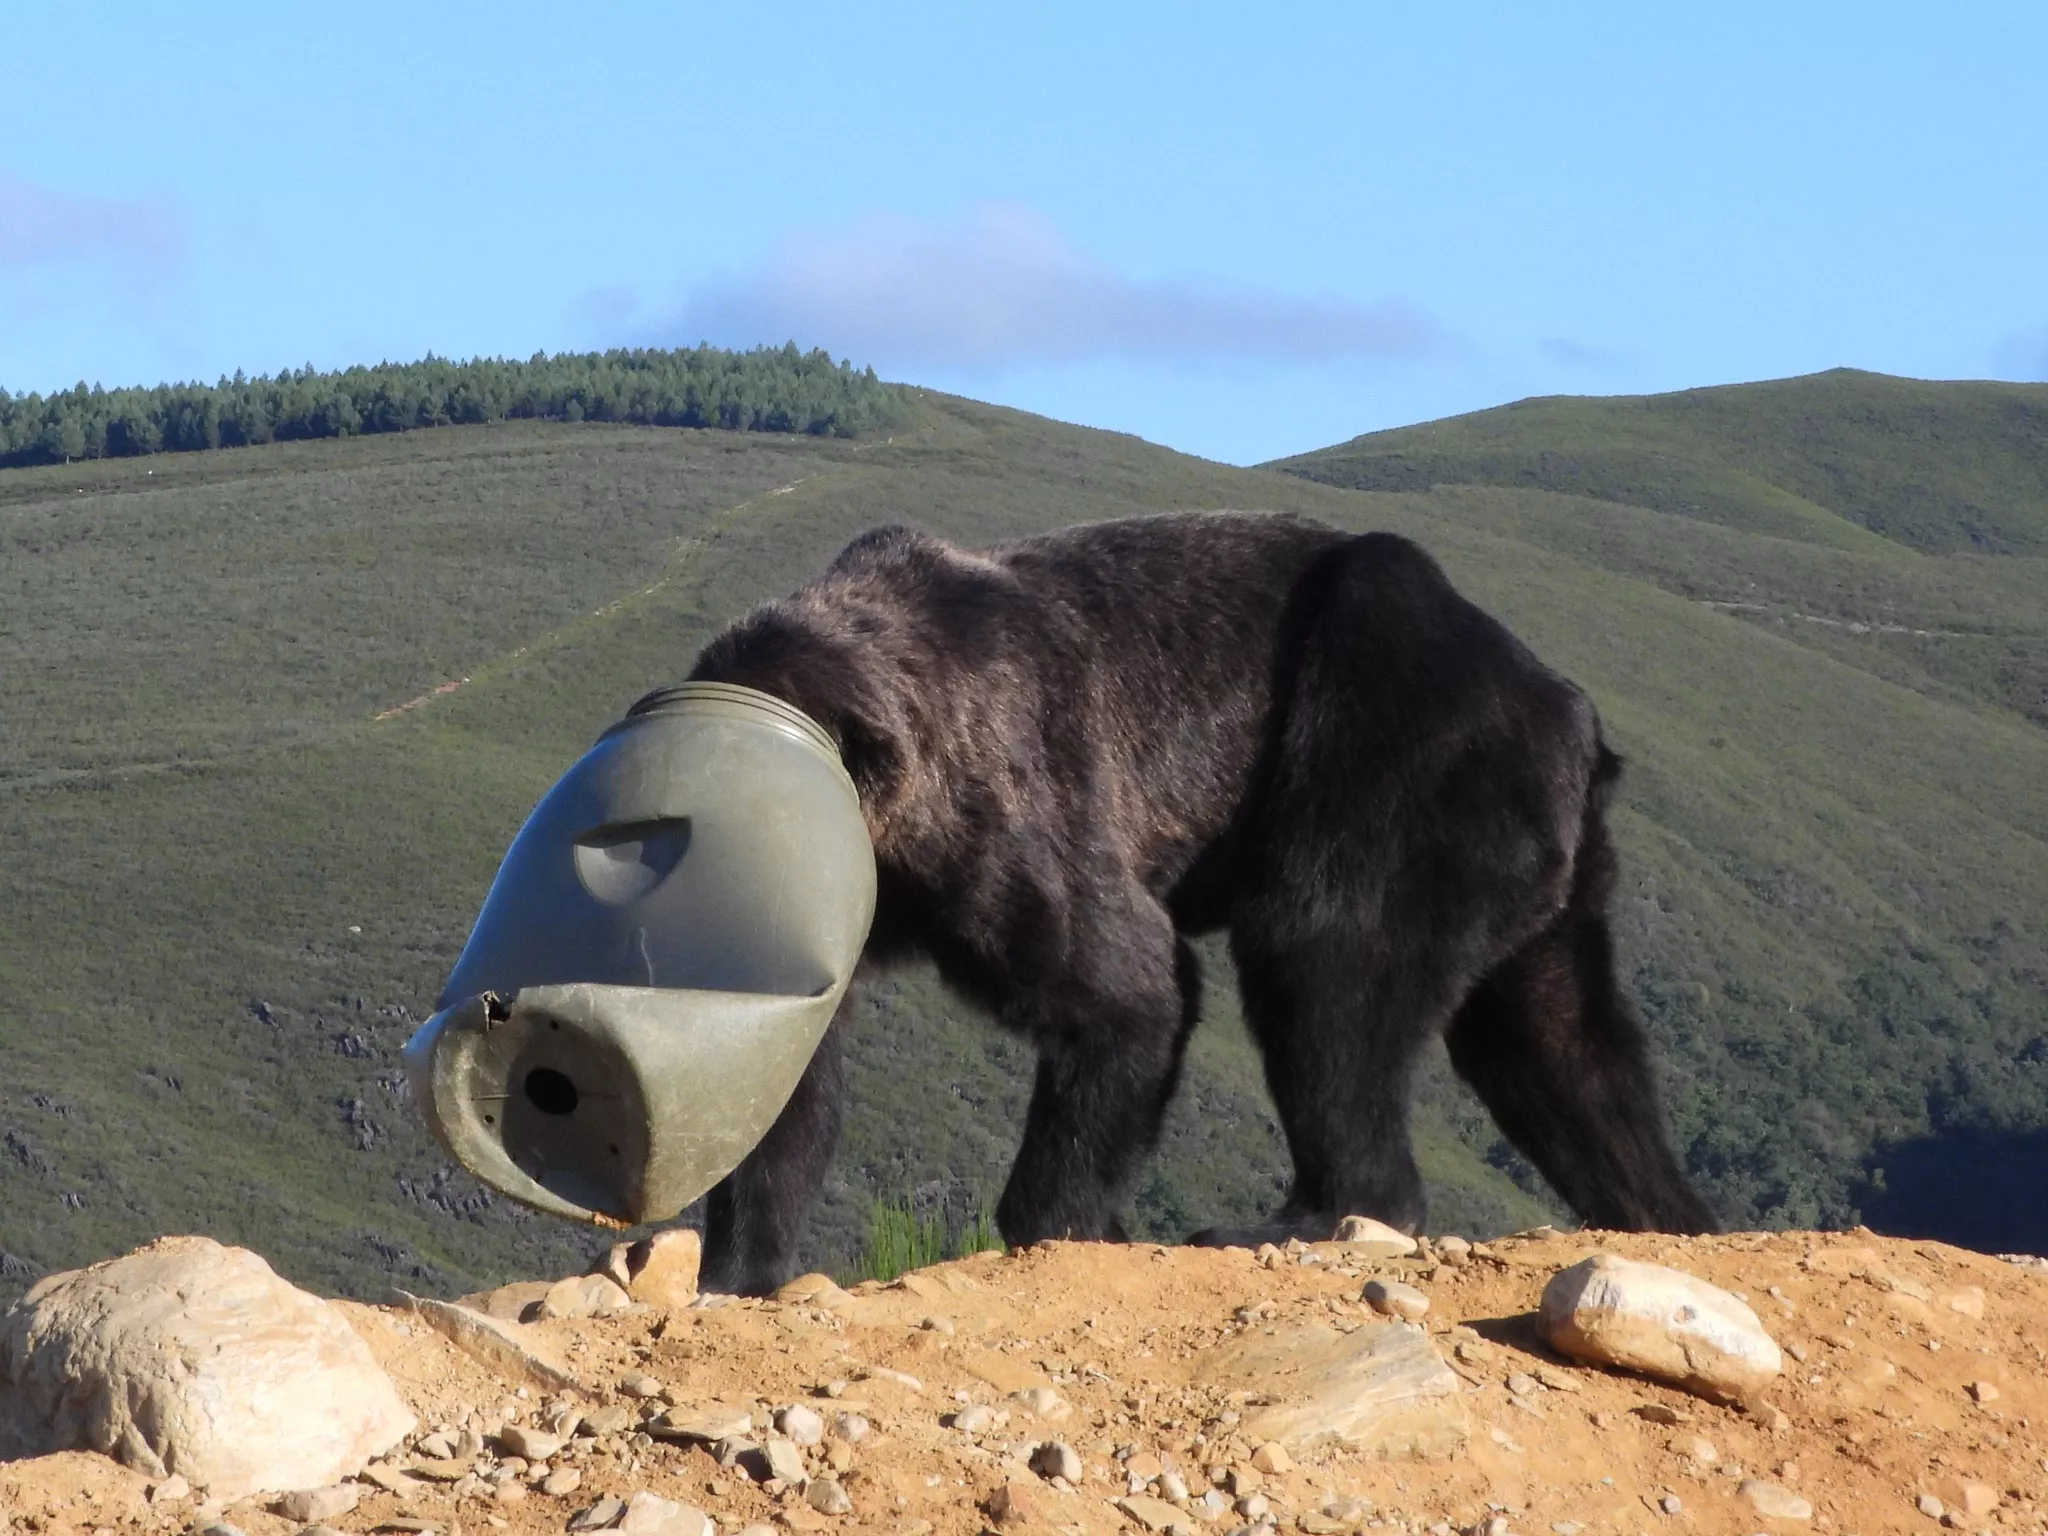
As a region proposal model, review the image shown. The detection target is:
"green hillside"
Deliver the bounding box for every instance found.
[4,370,2045,1303]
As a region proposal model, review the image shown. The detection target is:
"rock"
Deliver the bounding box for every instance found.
[1916,1494,1945,1520]
[778,1403,827,1444]
[400,1291,580,1391]
[1633,1404,1686,1426]
[407,1458,474,1482]
[1237,1493,1271,1520]
[1965,1379,2000,1403]
[1120,1493,1196,1533]
[620,1372,667,1398]
[1362,1280,1429,1321]
[1942,1482,1999,1517]
[570,1495,629,1530]
[952,1403,1001,1434]
[776,1272,853,1307]
[0,1236,414,1499]
[1671,1435,1717,1465]
[539,1273,632,1320]
[1943,1286,1986,1319]
[1251,1442,1293,1475]
[1435,1236,1473,1266]
[1738,1480,1813,1520]
[1333,1217,1418,1258]
[1658,1494,1683,1516]
[1539,1255,1782,1403]
[581,1404,636,1435]
[618,1490,715,1536]
[1009,1385,1071,1420]
[495,1478,529,1504]
[650,1404,754,1443]
[274,1485,360,1523]
[1532,1366,1581,1394]
[807,1477,853,1515]
[628,1229,703,1309]
[498,1425,562,1461]
[830,1411,871,1444]
[146,1473,191,1503]
[416,1430,458,1458]
[1198,1321,1467,1459]
[1297,1516,1350,1534]
[764,1438,809,1484]
[360,1461,412,1493]
[1032,1441,1083,1482]
[1158,1469,1189,1502]
[597,1241,637,1292]
[544,1467,585,1496]
[987,1482,1039,1525]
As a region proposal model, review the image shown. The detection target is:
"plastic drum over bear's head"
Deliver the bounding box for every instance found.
[402,683,875,1227]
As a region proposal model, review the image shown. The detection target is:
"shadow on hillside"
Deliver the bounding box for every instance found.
[1859,1127,2048,1256]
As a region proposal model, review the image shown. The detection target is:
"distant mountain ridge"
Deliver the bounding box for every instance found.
[1270,368,2048,556]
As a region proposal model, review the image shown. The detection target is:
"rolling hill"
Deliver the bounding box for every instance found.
[3,369,2044,1304]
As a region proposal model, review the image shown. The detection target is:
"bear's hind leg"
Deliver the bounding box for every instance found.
[1445,900,1716,1234]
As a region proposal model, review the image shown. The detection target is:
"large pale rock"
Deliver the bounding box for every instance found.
[627,1229,703,1309]
[1333,1217,1419,1258]
[398,1291,579,1391]
[0,1236,414,1498]
[1540,1254,1782,1403]
[1193,1319,1466,1459]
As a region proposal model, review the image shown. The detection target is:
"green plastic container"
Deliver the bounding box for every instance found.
[403,683,875,1227]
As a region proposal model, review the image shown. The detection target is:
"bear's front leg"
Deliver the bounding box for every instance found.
[994,935,1197,1247]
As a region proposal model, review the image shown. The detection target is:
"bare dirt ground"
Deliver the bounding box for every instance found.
[5,1228,2046,1536]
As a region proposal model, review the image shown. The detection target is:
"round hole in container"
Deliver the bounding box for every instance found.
[523,1067,579,1116]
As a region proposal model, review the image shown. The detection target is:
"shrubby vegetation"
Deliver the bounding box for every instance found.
[0,343,905,467]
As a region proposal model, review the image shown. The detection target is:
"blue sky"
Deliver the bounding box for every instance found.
[3,2,2044,465]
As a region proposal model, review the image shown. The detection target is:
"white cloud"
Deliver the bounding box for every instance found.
[658,203,1442,370]
[0,172,181,268]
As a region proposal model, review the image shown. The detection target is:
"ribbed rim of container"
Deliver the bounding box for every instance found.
[609,681,842,764]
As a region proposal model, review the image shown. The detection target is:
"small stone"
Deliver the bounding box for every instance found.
[1333,1216,1419,1258]
[1435,1236,1473,1266]
[582,1404,635,1435]
[1237,1496,1272,1522]
[1947,1483,1998,1518]
[147,1474,192,1503]
[1009,1386,1071,1420]
[1943,1286,1986,1319]
[1122,1493,1196,1532]
[1362,1279,1429,1321]
[1221,1465,1259,1496]
[495,1480,528,1504]
[1505,1372,1541,1397]
[416,1430,458,1459]
[539,1273,632,1321]
[988,1482,1039,1525]
[1296,1516,1349,1534]
[407,1458,474,1483]
[649,1404,754,1444]
[1532,1366,1581,1393]
[764,1438,809,1484]
[618,1490,715,1536]
[620,1372,667,1399]
[499,1425,563,1460]
[1658,1495,1683,1516]
[1032,1441,1083,1482]
[275,1486,360,1523]
[597,1240,636,1291]
[952,1404,1000,1434]
[861,1364,924,1392]
[1250,1442,1293,1475]
[570,1496,628,1531]
[1672,1434,1717,1465]
[779,1404,827,1444]
[1738,1480,1812,1521]
[807,1477,853,1516]
[1159,1470,1190,1503]
[627,1229,703,1309]
[1633,1404,1685,1426]
[1754,1405,1791,1434]
[544,1467,585,1497]
[1965,1380,2000,1403]
[198,1525,250,1536]
[359,1462,412,1493]
[1541,1255,1781,1403]
[830,1411,871,1444]
[1322,1497,1374,1524]
[1916,1494,1944,1520]
[1126,1451,1166,1482]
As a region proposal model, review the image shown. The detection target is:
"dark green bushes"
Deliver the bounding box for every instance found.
[0,343,906,468]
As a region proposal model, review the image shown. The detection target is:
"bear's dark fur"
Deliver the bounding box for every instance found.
[658,510,1715,1294]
